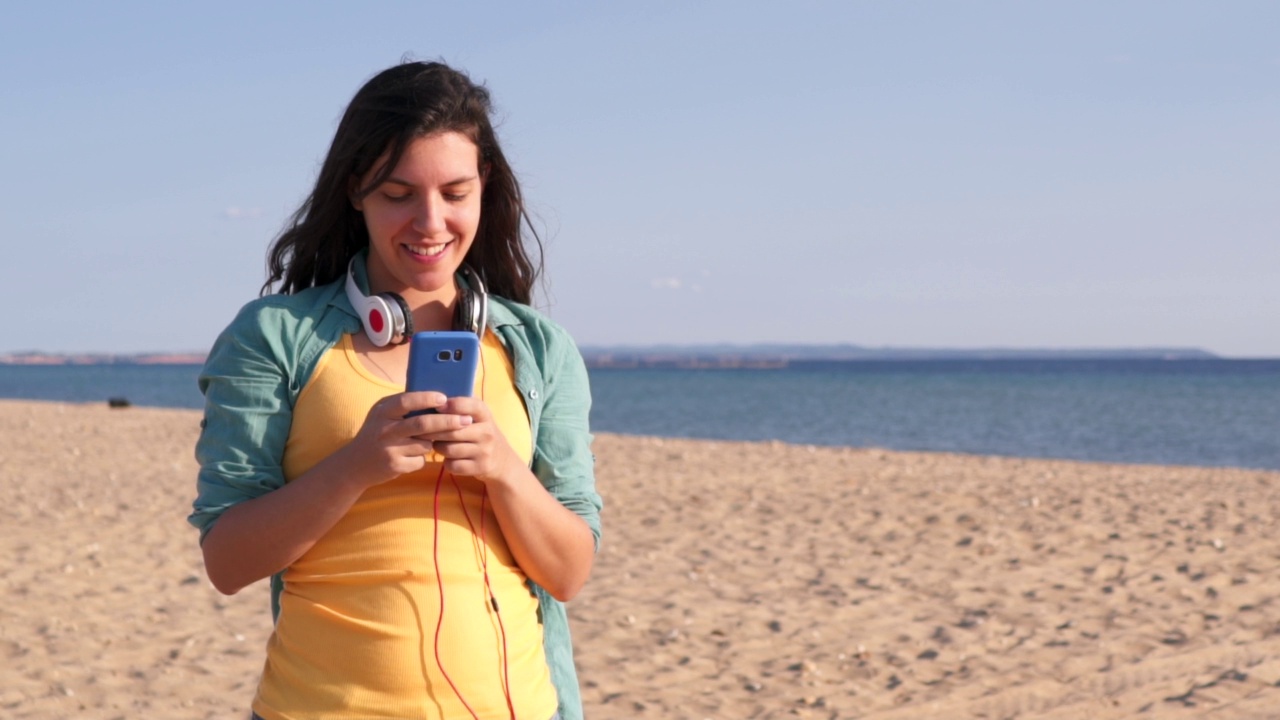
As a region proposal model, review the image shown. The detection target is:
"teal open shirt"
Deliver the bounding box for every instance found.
[189,255,602,720]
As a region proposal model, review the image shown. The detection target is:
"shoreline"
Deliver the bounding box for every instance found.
[0,346,1241,366]
[0,354,207,366]
[4,399,1280,718]
[1,397,1273,474]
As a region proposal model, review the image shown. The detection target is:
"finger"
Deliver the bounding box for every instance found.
[406,412,473,438]
[442,459,480,478]
[417,425,487,452]
[431,440,480,460]
[431,440,458,458]
[439,396,490,421]
[388,391,448,418]
[391,437,434,457]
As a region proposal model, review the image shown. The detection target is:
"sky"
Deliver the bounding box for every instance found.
[2,1,1277,357]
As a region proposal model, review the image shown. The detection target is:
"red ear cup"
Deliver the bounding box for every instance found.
[359,294,399,347]
[346,257,408,347]
[368,307,386,335]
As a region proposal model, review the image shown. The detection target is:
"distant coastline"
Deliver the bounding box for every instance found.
[0,345,1222,368]
[0,352,207,366]
[579,344,1220,369]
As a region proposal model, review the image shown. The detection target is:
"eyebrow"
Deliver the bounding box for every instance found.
[384,174,479,188]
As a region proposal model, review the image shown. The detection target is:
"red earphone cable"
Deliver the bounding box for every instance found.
[452,479,517,720]
[432,465,482,720]
[428,331,516,720]
[482,489,517,720]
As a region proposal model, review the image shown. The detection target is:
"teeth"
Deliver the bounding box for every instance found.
[406,244,448,257]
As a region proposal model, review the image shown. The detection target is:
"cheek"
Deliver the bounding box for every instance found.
[364,206,412,239]
[453,203,484,235]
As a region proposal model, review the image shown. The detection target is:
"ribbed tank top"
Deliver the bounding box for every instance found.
[252,331,557,720]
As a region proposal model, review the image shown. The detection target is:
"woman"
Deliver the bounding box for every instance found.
[189,61,601,720]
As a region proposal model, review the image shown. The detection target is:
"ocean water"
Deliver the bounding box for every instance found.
[1,360,1277,470]
[589,360,1280,471]
[0,364,207,409]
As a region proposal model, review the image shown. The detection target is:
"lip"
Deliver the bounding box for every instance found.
[401,241,452,265]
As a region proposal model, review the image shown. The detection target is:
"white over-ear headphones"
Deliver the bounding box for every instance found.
[345,257,488,347]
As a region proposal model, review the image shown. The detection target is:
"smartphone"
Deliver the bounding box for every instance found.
[405,331,480,416]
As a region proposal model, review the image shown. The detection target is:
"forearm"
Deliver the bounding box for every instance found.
[485,466,596,601]
[200,447,367,595]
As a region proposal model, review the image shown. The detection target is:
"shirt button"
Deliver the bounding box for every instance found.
[529,389,539,399]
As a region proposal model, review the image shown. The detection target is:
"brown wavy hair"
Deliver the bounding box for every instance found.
[263,61,542,304]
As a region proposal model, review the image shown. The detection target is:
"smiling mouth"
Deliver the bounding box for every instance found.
[405,243,449,257]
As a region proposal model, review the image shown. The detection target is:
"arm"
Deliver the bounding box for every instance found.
[432,395,596,601]
[189,305,479,594]
[200,446,368,595]
[430,331,600,601]
[488,470,595,601]
[200,391,474,595]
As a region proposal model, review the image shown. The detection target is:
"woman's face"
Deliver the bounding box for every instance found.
[355,131,484,305]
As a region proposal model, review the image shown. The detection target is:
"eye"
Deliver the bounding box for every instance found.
[443,192,468,203]
[382,190,412,202]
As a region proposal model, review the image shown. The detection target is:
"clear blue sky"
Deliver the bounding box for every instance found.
[2,1,1277,357]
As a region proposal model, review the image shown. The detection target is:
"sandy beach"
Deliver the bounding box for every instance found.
[3,398,1280,719]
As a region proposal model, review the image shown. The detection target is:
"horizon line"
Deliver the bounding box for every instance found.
[4,345,1280,365]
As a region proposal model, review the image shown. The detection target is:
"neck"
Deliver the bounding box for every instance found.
[364,260,459,332]
[408,297,456,333]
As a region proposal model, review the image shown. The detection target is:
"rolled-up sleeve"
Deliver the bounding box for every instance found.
[189,303,295,542]
[531,331,603,551]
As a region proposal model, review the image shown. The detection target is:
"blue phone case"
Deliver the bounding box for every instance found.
[406,331,480,415]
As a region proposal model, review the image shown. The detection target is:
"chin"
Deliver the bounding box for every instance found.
[403,269,460,295]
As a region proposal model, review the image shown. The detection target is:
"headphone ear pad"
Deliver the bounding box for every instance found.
[454,266,488,336]
[384,292,413,345]
[454,289,477,335]
[454,288,488,336]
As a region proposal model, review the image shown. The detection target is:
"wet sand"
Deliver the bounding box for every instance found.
[3,399,1280,718]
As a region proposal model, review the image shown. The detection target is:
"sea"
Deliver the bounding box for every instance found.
[1,360,1277,471]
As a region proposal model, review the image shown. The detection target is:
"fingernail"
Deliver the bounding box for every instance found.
[459,416,474,426]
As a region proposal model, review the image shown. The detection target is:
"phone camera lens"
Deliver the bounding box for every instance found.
[437,350,451,361]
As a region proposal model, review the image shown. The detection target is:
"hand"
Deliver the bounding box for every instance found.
[421,396,521,485]
[339,391,475,488]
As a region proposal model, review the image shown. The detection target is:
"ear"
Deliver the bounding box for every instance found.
[348,178,364,212]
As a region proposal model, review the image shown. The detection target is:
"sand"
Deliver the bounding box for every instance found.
[3,399,1280,719]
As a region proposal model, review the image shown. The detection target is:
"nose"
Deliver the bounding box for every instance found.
[411,193,447,236]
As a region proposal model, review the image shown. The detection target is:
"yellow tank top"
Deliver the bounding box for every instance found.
[252,331,558,720]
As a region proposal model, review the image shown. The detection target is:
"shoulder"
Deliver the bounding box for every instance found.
[488,296,578,351]
[205,281,356,376]
[487,296,588,380]
[224,283,347,337]
[488,297,591,413]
